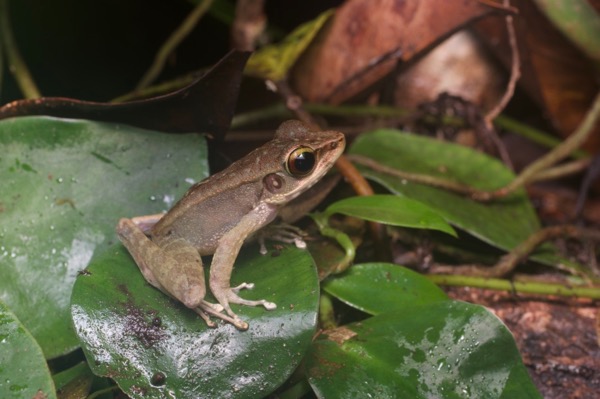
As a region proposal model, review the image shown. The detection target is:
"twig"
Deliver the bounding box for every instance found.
[0,0,41,98]
[430,225,600,277]
[484,0,520,123]
[136,0,214,90]
[482,0,520,169]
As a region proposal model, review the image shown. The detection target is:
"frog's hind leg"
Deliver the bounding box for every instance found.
[117,219,217,324]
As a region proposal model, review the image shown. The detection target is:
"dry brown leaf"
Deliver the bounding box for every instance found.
[291,0,507,105]
[476,0,600,151]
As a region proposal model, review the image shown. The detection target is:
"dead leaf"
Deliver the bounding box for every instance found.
[0,51,250,139]
[475,1,600,151]
[291,0,508,105]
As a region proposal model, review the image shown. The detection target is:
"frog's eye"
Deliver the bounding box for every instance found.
[286,146,316,176]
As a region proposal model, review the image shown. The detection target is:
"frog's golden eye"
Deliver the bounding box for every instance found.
[286,146,316,176]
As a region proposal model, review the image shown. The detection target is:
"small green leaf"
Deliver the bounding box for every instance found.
[323,263,448,315]
[325,194,456,236]
[0,301,56,399]
[71,245,319,399]
[246,9,334,81]
[0,116,208,358]
[306,301,541,399]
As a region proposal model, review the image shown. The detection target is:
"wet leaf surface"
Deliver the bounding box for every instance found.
[306,300,541,399]
[0,116,207,358]
[71,245,319,399]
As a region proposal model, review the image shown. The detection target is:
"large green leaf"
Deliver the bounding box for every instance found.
[0,301,56,399]
[306,301,541,399]
[349,130,553,258]
[0,116,208,358]
[323,263,448,315]
[71,244,319,399]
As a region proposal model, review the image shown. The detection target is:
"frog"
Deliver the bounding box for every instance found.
[116,120,345,330]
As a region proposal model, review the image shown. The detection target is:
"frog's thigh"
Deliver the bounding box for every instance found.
[117,219,206,308]
[155,238,207,308]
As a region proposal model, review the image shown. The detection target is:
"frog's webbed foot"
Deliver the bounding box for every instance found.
[209,285,277,330]
[193,300,249,330]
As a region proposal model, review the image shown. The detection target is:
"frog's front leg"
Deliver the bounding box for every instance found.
[209,204,278,328]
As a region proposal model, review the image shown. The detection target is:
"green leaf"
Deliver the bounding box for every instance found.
[245,9,334,81]
[0,116,208,358]
[323,263,448,315]
[325,194,456,236]
[0,301,56,399]
[349,130,558,261]
[71,244,319,399]
[306,301,541,399]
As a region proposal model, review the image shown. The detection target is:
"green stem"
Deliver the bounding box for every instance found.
[0,0,41,98]
[428,274,600,300]
[136,0,214,90]
[495,114,588,158]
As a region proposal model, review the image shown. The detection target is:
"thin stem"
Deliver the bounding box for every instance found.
[484,0,520,123]
[427,274,600,300]
[0,0,41,98]
[482,0,520,169]
[495,115,588,159]
[136,0,214,90]
[527,158,591,183]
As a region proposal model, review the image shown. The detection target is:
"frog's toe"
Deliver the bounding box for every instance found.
[231,282,254,292]
[196,301,248,330]
[228,293,277,311]
[192,308,217,328]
